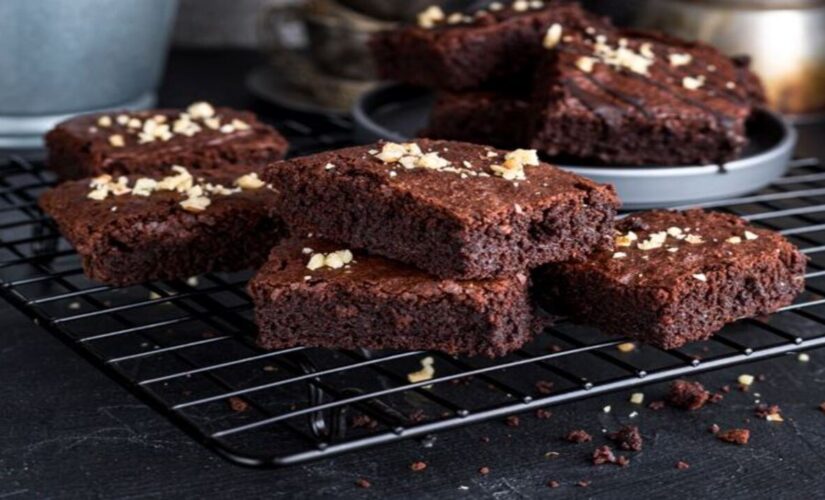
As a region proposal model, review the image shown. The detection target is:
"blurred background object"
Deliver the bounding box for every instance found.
[635,0,825,121]
[0,0,178,149]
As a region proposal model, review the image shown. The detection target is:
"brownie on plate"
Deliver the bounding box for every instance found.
[46,102,288,180]
[530,29,764,165]
[249,239,543,357]
[262,140,620,280]
[39,166,286,286]
[537,210,806,349]
[422,90,531,149]
[370,1,607,91]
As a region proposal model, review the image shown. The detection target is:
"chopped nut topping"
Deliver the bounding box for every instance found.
[116,114,129,125]
[682,76,705,90]
[132,178,157,196]
[617,342,636,352]
[180,196,211,213]
[490,149,538,181]
[576,56,596,73]
[302,247,313,255]
[637,231,667,250]
[543,23,563,49]
[108,134,125,147]
[204,117,221,130]
[219,123,236,134]
[737,374,754,386]
[306,249,354,271]
[187,101,216,119]
[639,42,654,59]
[725,81,736,89]
[726,236,742,244]
[235,172,265,190]
[629,392,644,404]
[417,5,445,28]
[798,353,810,363]
[692,273,707,282]
[231,118,250,131]
[612,252,627,259]
[684,234,704,244]
[744,230,758,240]
[512,0,529,11]
[489,1,503,10]
[668,53,692,67]
[615,231,638,247]
[97,115,112,127]
[407,356,435,383]
[590,36,655,75]
[447,12,463,24]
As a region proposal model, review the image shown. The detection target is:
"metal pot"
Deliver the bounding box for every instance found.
[635,0,825,119]
[0,0,178,149]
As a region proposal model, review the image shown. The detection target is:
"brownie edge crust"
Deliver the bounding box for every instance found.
[249,239,544,358]
[537,210,806,349]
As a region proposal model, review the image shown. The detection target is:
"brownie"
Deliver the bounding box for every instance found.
[537,209,806,349]
[39,166,286,286]
[248,239,543,357]
[262,139,620,280]
[370,1,608,91]
[421,90,531,149]
[530,28,765,165]
[45,102,288,180]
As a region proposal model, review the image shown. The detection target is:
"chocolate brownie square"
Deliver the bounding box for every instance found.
[370,1,608,91]
[46,102,288,180]
[537,210,806,349]
[530,28,764,165]
[262,139,619,280]
[39,166,286,286]
[248,239,543,357]
[422,90,531,149]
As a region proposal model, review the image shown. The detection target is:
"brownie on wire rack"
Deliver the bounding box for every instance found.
[537,209,806,349]
[249,239,544,358]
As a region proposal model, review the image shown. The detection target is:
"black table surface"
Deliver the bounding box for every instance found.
[2,50,825,499]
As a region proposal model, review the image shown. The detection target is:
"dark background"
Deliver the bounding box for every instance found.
[2,50,825,499]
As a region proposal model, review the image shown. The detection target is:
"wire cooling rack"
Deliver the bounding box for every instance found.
[2,116,825,467]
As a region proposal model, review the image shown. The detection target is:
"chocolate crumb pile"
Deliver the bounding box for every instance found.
[667,379,710,410]
[565,429,593,443]
[608,425,643,451]
[716,428,750,445]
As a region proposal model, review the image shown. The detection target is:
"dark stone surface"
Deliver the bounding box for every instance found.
[2,50,825,498]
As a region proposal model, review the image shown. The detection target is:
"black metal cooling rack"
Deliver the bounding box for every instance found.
[2,116,825,467]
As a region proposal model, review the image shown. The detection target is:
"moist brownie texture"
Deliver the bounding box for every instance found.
[530,28,764,165]
[46,102,288,180]
[262,139,619,280]
[422,90,531,149]
[39,166,286,286]
[370,1,608,91]
[537,209,806,349]
[248,239,543,357]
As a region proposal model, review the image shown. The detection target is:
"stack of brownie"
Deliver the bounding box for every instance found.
[371,1,766,166]
[40,102,291,285]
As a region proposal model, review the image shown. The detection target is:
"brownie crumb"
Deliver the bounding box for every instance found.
[228,397,249,413]
[616,455,630,467]
[535,380,555,395]
[355,478,371,489]
[577,480,590,488]
[667,379,710,410]
[592,445,616,465]
[410,461,428,472]
[676,461,690,470]
[479,466,491,476]
[648,400,666,411]
[819,402,825,414]
[720,385,731,394]
[536,408,553,419]
[755,404,783,422]
[709,392,725,404]
[709,423,720,434]
[565,429,593,443]
[717,428,750,445]
[505,415,521,427]
[608,425,643,451]
[547,480,560,488]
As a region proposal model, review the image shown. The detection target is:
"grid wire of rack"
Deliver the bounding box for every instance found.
[2,116,825,467]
